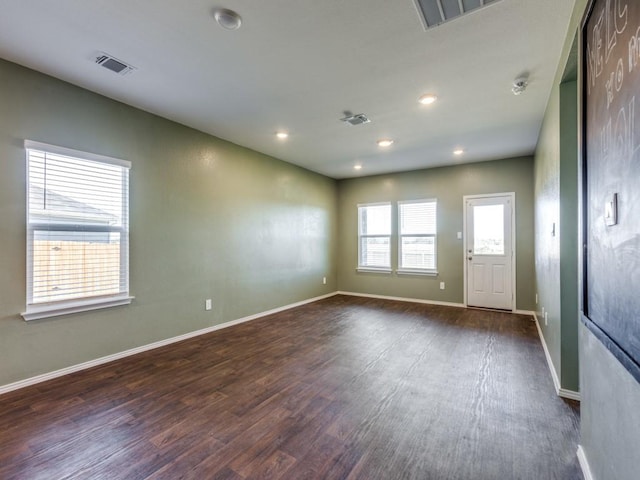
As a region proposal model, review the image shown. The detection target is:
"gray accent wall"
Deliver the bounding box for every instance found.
[337,157,535,310]
[0,59,337,387]
[536,0,640,478]
[579,322,640,480]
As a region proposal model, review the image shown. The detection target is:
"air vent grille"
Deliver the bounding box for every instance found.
[341,113,371,126]
[95,53,136,76]
[413,0,502,30]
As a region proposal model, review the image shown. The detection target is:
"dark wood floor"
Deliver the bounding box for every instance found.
[0,295,581,480]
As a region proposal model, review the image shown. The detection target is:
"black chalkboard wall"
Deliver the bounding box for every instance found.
[582,0,640,383]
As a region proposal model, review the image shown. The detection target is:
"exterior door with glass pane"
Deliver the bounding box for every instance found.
[465,194,514,310]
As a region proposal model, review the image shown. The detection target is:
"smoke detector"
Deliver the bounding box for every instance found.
[213,8,242,30]
[512,76,529,95]
[340,113,371,126]
[95,53,136,76]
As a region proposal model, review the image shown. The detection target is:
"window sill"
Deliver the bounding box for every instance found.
[21,295,134,321]
[396,269,438,276]
[356,267,392,274]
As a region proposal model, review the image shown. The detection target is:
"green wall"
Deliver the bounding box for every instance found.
[534,76,562,381]
[534,77,580,393]
[336,157,535,310]
[0,59,337,387]
[559,79,579,392]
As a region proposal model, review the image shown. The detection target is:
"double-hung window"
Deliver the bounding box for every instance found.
[23,141,131,321]
[358,203,391,271]
[398,199,437,273]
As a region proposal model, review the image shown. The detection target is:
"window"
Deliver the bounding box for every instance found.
[23,140,131,321]
[358,203,391,270]
[398,200,437,273]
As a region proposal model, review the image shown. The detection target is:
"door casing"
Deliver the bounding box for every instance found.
[463,192,516,311]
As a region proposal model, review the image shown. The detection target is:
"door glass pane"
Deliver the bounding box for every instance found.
[473,205,504,255]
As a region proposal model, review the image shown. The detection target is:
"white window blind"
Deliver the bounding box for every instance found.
[25,141,130,317]
[398,200,437,271]
[358,203,391,269]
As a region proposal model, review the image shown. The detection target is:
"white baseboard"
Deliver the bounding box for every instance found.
[533,313,581,401]
[577,446,594,480]
[337,291,465,308]
[0,292,339,396]
[339,292,537,318]
[558,388,581,401]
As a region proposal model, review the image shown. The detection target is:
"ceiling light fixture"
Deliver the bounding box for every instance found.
[418,94,437,105]
[276,131,289,140]
[453,148,464,155]
[354,164,363,170]
[213,8,242,30]
[377,139,394,148]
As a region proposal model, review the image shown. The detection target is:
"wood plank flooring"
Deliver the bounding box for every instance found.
[0,295,582,479]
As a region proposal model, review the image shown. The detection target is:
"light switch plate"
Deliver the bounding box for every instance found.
[604,193,618,226]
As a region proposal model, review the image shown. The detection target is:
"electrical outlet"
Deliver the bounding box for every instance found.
[544,311,548,326]
[440,282,445,290]
[205,299,212,311]
[323,277,327,285]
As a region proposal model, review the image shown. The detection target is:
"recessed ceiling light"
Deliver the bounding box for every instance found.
[276,131,289,140]
[213,8,242,30]
[354,164,362,170]
[453,148,464,156]
[377,139,394,148]
[418,94,437,105]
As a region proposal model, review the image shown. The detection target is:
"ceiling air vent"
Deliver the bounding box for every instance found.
[95,52,136,76]
[413,0,502,30]
[341,113,371,126]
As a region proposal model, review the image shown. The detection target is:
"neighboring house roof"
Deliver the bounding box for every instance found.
[29,184,117,225]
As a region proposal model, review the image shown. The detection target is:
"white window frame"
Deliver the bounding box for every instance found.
[397,199,438,276]
[357,202,392,273]
[21,140,133,321]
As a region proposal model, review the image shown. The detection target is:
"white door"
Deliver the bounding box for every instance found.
[465,194,514,310]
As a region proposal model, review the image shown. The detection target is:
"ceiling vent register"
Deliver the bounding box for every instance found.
[413,0,502,30]
[95,53,136,76]
[340,113,371,126]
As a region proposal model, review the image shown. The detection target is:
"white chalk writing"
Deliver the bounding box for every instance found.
[605,0,628,63]
[599,96,640,162]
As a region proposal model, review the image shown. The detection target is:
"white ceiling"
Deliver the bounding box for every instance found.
[0,0,575,179]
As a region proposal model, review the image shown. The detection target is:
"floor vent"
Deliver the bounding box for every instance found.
[413,0,502,30]
[95,53,136,76]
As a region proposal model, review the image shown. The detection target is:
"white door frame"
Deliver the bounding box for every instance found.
[463,192,516,311]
